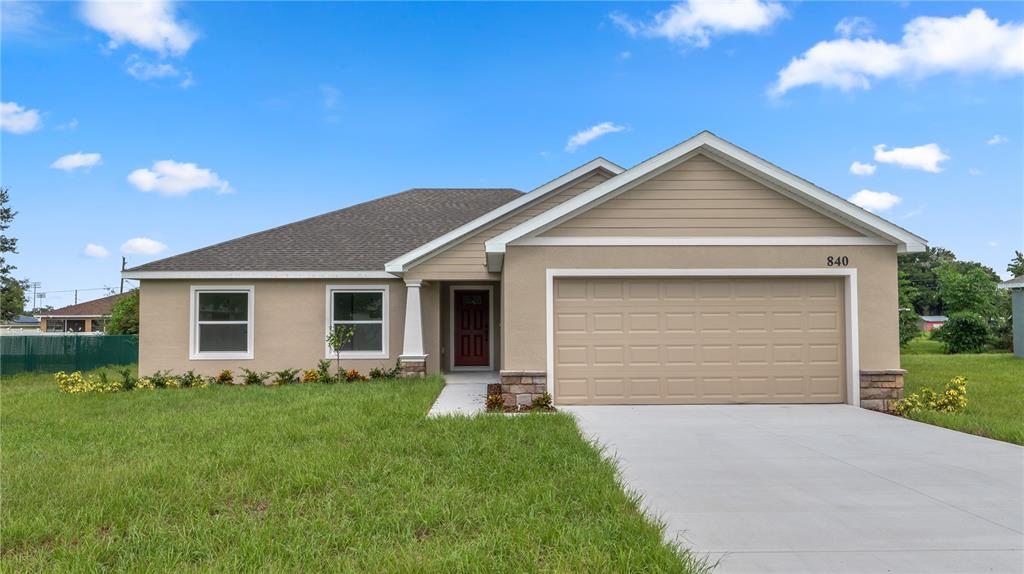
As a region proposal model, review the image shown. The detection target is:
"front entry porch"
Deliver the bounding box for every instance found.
[397,279,501,377]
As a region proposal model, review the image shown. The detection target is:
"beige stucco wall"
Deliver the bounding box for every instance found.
[138,279,442,376]
[500,244,900,372]
[405,170,614,281]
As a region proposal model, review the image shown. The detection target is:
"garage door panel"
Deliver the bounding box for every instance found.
[553,276,845,405]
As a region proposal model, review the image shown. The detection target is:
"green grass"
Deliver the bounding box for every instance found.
[901,336,946,355]
[1,367,705,573]
[901,345,1024,445]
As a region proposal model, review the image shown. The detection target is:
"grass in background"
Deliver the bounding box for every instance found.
[901,349,1024,445]
[1,368,705,573]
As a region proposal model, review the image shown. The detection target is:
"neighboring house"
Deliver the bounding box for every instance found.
[0,315,41,332]
[917,315,948,332]
[998,276,1023,357]
[38,293,125,333]
[123,131,927,411]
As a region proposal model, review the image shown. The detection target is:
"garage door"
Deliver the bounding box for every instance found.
[553,276,845,405]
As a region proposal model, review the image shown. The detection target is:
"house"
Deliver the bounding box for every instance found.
[123,131,927,412]
[917,315,948,332]
[38,292,126,333]
[0,315,41,332]
[998,276,1023,357]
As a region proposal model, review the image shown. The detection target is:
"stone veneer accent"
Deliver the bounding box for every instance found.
[859,369,906,413]
[398,358,427,378]
[499,370,548,408]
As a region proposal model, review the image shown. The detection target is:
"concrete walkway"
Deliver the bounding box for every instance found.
[426,372,495,417]
[566,404,1024,573]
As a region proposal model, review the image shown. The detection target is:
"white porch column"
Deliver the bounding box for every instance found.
[399,279,427,376]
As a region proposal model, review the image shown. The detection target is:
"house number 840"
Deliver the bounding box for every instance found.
[826,256,849,267]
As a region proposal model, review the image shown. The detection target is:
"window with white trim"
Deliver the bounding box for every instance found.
[327,286,388,357]
[192,287,253,358]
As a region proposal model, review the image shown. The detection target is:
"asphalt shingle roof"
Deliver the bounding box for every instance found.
[128,188,523,272]
[42,292,127,317]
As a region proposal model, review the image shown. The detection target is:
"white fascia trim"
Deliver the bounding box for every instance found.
[487,131,927,257]
[544,268,860,407]
[124,270,398,280]
[383,157,624,273]
[515,236,894,247]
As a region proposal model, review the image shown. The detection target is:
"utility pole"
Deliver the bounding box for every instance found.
[74,289,78,304]
[30,282,41,312]
[120,257,126,294]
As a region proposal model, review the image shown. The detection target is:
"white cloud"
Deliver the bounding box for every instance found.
[83,243,110,258]
[1,101,42,133]
[81,0,197,56]
[617,50,633,61]
[969,167,982,176]
[125,54,180,80]
[1,1,45,36]
[565,122,626,152]
[849,189,901,212]
[128,160,234,196]
[849,161,876,176]
[835,16,875,38]
[873,143,949,173]
[56,118,79,131]
[121,237,167,256]
[988,240,999,247]
[51,152,103,172]
[771,9,1024,96]
[611,0,786,48]
[987,134,1008,145]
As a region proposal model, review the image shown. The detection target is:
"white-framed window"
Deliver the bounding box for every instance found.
[325,285,389,359]
[189,286,254,360]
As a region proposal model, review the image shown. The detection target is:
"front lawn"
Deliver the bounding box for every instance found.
[1,368,705,573]
[901,347,1024,445]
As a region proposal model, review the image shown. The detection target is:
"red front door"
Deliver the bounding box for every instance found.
[454,290,489,367]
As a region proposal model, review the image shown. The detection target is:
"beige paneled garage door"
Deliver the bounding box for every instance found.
[553,277,845,405]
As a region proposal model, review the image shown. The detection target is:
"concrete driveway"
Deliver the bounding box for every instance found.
[566,404,1024,573]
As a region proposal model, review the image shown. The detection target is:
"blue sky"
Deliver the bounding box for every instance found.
[2,1,1022,309]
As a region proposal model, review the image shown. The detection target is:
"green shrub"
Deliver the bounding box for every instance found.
[899,309,921,347]
[531,392,553,410]
[485,394,505,412]
[315,360,333,384]
[942,312,989,354]
[179,370,204,388]
[240,368,270,386]
[148,370,173,389]
[272,368,300,385]
[118,367,137,391]
[894,375,968,416]
[215,369,234,385]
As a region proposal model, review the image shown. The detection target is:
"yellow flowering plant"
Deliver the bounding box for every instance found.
[893,375,968,416]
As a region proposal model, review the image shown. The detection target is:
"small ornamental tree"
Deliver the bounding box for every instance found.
[106,290,140,335]
[326,325,356,382]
